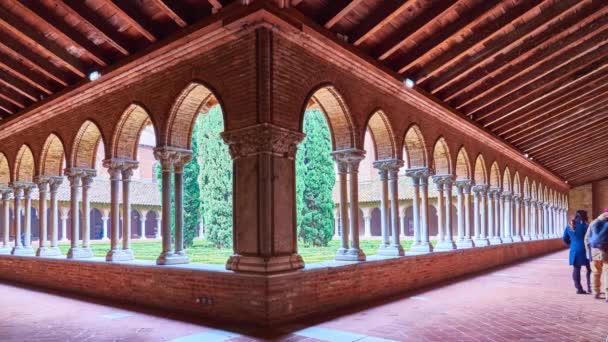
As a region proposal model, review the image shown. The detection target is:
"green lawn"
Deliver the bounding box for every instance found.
[57,239,434,264]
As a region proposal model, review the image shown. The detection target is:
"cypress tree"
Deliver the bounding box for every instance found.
[296,109,336,246]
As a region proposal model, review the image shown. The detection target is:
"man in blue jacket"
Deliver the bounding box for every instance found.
[585,211,608,301]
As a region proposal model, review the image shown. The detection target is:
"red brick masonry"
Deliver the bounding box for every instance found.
[0,239,565,326]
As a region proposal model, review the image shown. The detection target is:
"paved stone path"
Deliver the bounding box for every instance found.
[1,250,607,341]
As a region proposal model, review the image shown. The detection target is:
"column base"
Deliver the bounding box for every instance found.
[522,235,532,241]
[512,235,523,242]
[0,245,11,255]
[377,244,405,256]
[409,242,433,255]
[67,247,94,259]
[101,237,110,241]
[335,248,366,261]
[226,253,304,273]
[474,238,490,247]
[434,240,457,252]
[106,249,134,262]
[36,246,62,257]
[11,246,35,256]
[489,236,503,245]
[156,251,190,265]
[502,237,514,243]
[456,239,475,249]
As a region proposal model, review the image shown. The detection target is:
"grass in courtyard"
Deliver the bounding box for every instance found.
[57,239,436,264]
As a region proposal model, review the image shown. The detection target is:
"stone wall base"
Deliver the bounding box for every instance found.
[0,239,565,326]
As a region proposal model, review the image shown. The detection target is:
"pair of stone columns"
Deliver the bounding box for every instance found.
[153,147,191,265]
[103,159,138,262]
[432,175,456,252]
[332,149,366,261]
[62,169,96,259]
[472,185,490,246]
[373,159,404,257]
[407,167,432,254]
[10,182,36,256]
[35,176,64,257]
[0,186,11,254]
[454,180,474,248]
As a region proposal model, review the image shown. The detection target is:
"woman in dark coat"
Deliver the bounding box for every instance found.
[563,210,591,294]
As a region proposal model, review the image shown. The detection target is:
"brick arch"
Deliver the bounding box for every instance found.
[502,167,512,192]
[39,133,65,176]
[513,172,521,195]
[403,125,427,168]
[111,104,153,160]
[474,154,487,185]
[166,82,221,149]
[432,137,451,175]
[455,147,471,180]
[0,152,10,185]
[523,176,530,198]
[306,85,355,151]
[14,145,35,182]
[365,110,396,160]
[72,120,103,169]
[489,162,501,189]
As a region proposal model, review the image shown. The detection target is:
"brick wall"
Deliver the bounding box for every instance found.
[0,239,564,326]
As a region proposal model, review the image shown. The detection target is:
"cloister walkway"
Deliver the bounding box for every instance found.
[1,249,606,342]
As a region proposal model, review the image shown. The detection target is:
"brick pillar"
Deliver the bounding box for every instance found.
[221,123,305,273]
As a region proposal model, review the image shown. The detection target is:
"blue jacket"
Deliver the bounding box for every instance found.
[563,222,590,266]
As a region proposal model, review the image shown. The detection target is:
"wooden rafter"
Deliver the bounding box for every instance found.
[105,0,157,42]
[0,6,86,77]
[151,0,187,27]
[0,53,54,94]
[349,0,414,46]
[208,0,223,11]
[324,0,366,29]
[0,69,39,102]
[0,85,28,108]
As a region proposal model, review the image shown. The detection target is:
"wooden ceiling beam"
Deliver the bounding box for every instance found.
[0,53,54,94]
[324,0,366,29]
[373,1,458,61]
[440,4,608,103]
[502,85,608,142]
[0,97,17,115]
[208,0,223,11]
[0,85,28,108]
[105,1,158,42]
[349,0,415,47]
[0,37,70,87]
[494,73,608,135]
[407,0,543,83]
[461,26,608,116]
[469,43,608,120]
[60,0,131,56]
[561,161,608,178]
[388,0,501,74]
[14,0,109,67]
[0,69,39,102]
[0,6,86,78]
[545,143,608,171]
[428,0,606,94]
[482,65,608,128]
[541,132,608,164]
[150,0,188,27]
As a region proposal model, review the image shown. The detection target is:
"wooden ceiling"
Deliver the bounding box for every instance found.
[0,0,606,186]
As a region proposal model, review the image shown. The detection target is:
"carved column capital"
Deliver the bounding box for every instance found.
[221,123,305,160]
[472,184,488,194]
[373,159,404,172]
[48,176,63,192]
[332,148,366,173]
[173,150,193,174]
[405,167,432,179]
[455,179,473,193]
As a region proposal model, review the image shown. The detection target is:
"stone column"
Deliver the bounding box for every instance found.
[10,185,25,255]
[121,165,137,260]
[543,203,549,239]
[333,208,340,240]
[513,196,522,242]
[456,180,474,248]
[155,148,176,265]
[20,185,35,254]
[334,158,349,257]
[0,187,11,254]
[66,170,82,259]
[399,207,407,239]
[361,207,372,239]
[104,161,122,261]
[80,171,95,257]
[374,162,390,252]
[60,207,69,242]
[490,190,502,244]
[101,209,109,241]
[408,168,433,254]
[139,210,148,240]
[376,159,404,256]
[434,175,456,251]
[34,177,49,256]
[344,150,366,261]
[522,198,530,240]
[172,151,191,263]
[473,185,489,246]
[221,124,306,273]
[502,192,513,243]
[155,214,162,239]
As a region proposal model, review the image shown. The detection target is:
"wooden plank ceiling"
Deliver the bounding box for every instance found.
[0,0,606,186]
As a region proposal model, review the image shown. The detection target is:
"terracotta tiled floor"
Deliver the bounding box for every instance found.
[1,250,607,341]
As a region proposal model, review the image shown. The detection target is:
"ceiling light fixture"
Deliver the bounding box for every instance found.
[404,78,415,89]
[88,70,101,81]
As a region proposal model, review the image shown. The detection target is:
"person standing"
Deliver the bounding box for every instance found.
[585,211,608,301]
[563,210,591,294]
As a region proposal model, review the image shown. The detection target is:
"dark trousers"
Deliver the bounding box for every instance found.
[573,264,591,291]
